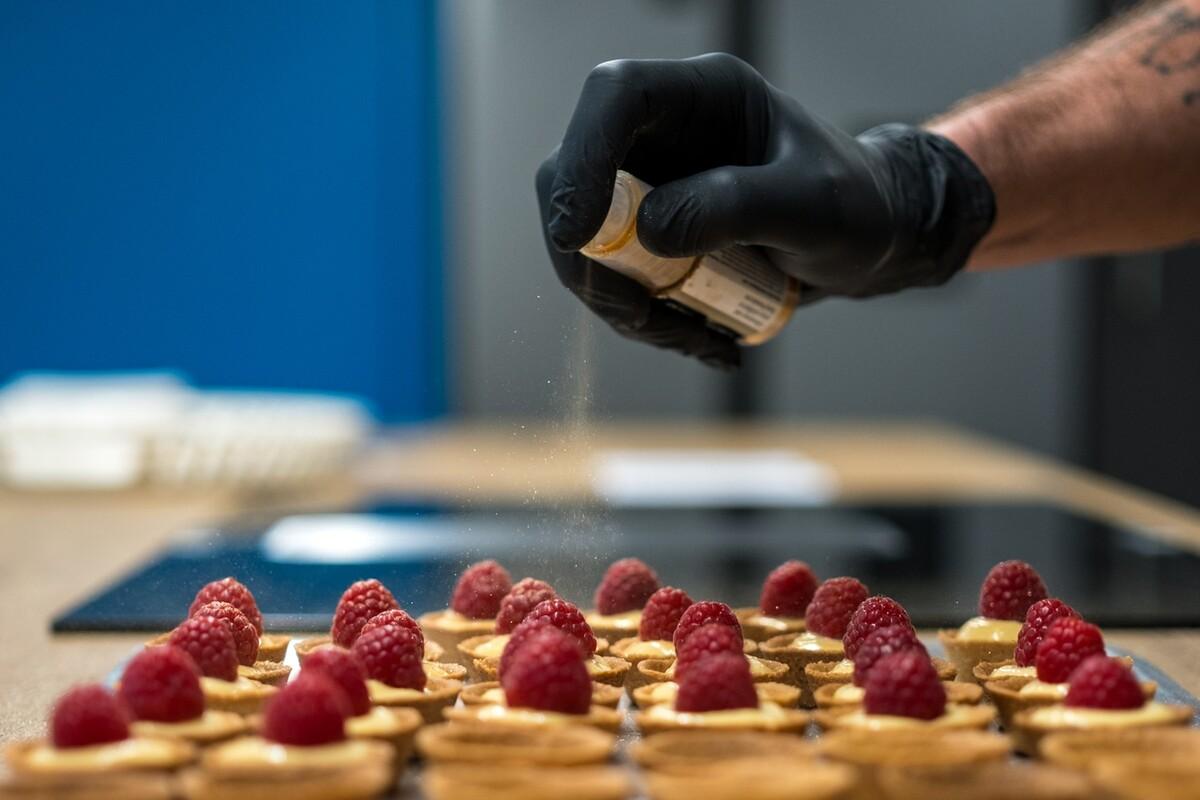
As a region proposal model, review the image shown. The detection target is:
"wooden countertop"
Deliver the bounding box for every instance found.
[2,420,1197,744]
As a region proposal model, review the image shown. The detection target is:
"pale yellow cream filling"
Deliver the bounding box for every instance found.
[621,639,675,659]
[200,676,269,700]
[782,632,843,653]
[956,616,1022,643]
[366,679,433,703]
[584,610,641,630]
[471,635,511,659]
[1018,679,1069,700]
[644,701,788,728]
[834,703,975,730]
[1026,703,1179,728]
[21,738,185,772]
[990,664,1037,679]
[468,704,582,727]
[130,710,242,739]
[426,610,496,632]
[345,706,409,737]
[744,614,805,632]
[206,737,377,769]
[832,684,866,703]
[664,654,775,680]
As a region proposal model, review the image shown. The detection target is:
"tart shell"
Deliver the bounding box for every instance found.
[460,681,623,709]
[813,680,982,710]
[415,721,615,766]
[1009,703,1193,756]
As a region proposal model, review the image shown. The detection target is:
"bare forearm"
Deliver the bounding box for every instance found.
[930,0,1200,269]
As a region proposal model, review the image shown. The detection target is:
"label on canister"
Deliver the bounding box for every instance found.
[660,245,800,344]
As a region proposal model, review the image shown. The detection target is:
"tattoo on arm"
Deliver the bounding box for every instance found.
[1136,3,1200,104]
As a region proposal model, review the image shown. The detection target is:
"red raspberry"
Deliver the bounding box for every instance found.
[51,685,129,749]
[499,618,568,681]
[191,601,259,666]
[675,652,758,713]
[303,647,371,717]
[1035,618,1105,683]
[189,577,263,635]
[501,626,591,714]
[842,596,912,660]
[673,602,742,651]
[118,646,204,722]
[494,578,557,634]
[262,673,350,746]
[450,560,512,619]
[1065,656,1144,710]
[593,558,660,615]
[330,579,399,648]
[804,577,869,639]
[978,560,1048,621]
[522,598,597,656]
[852,624,927,687]
[759,560,818,617]
[351,622,427,690]
[863,650,946,720]
[674,623,744,684]
[1014,599,1079,667]
[359,608,424,647]
[638,587,694,641]
[169,614,239,681]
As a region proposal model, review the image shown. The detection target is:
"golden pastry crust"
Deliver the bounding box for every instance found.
[632,681,800,711]
[237,661,291,688]
[368,678,463,725]
[0,772,176,800]
[973,655,1135,687]
[423,763,633,800]
[1039,727,1200,772]
[984,676,1156,730]
[804,656,956,694]
[876,761,1095,800]
[644,760,855,800]
[636,655,786,687]
[757,633,843,706]
[201,678,277,716]
[444,703,623,733]
[418,610,497,665]
[4,738,196,777]
[295,636,442,665]
[1009,703,1194,756]
[634,703,809,737]
[415,721,615,766]
[1088,759,1200,800]
[733,607,807,642]
[130,710,248,746]
[473,654,630,688]
[812,703,995,734]
[460,681,623,709]
[255,634,291,663]
[180,738,393,800]
[812,680,982,710]
[816,728,1012,771]
[936,629,1016,685]
[423,660,468,683]
[629,730,814,772]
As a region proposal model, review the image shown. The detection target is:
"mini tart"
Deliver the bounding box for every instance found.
[461,681,624,709]
[200,677,277,716]
[974,655,1135,687]
[813,681,982,710]
[344,706,423,762]
[629,729,814,772]
[816,728,1011,778]
[637,654,787,687]
[632,681,800,711]
[444,703,623,734]
[415,721,616,766]
[805,656,956,694]
[1009,701,1193,756]
[294,635,443,664]
[474,654,630,688]
[181,736,393,800]
[457,634,612,682]
[423,660,468,683]
[367,678,463,725]
[734,607,807,642]
[1039,727,1200,772]
[146,631,290,664]
[936,616,1024,684]
[645,760,855,800]
[634,701,809,736]
[424,764,632,800]
[1088,758,1200,800]
[418,610,498,664]
[236,661,291,688]
[0,772,175,799]
[758,632,844,706]
[612,637,756,690]
[131,710,247,746]
[985,675,1157,730]
[5,738,196,778]
[812,702,995,734]
[875,761,1095,800]
[582,609,641,643]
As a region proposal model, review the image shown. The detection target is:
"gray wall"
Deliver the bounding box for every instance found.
[442,0,1089,457]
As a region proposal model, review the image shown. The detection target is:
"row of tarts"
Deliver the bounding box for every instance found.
[2,558,1198,799]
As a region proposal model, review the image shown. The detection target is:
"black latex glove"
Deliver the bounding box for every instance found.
[536,53,995,370]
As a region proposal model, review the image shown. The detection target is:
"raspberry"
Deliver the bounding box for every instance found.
[262,673,350,746]
[359,608,424,647]
[330,579,399,648]
[863,650,946,720]
[1014,599,1079,667]
[118,646,204,722]
[494,578,557,634]
[638,587,693,641]
[450,560,512,619]
[501,626,591,714]
[191,601,259,666]
[189,577,263,635]
[673,602,742,651]
[302,646,372,717]
[674,623,744,684]
[675,652,758,713]
[759,560,818,617]
[978,560,1048,621]
[804,577,869,639]
[522,599,597,656]
[499,618,567,681]
[1065,656,1144,710]
[593,558,660,615]
[1035,618,1105,683]
[351,621,426,690]
[852,624,927,687]
[51,685,129,749]
[842,596,912,660]
[169,614,239,681]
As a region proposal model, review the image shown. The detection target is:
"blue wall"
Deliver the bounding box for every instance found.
[0,1,444,421]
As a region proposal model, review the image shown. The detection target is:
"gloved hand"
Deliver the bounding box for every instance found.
[536,53,995,370]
